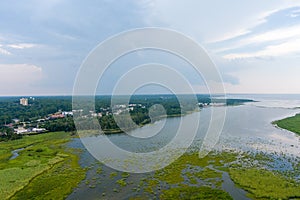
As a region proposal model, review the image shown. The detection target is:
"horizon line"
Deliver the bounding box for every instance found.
[1,93,300,97]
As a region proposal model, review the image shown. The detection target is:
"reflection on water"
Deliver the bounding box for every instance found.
[215,105,300,156]
[81,104,300,157]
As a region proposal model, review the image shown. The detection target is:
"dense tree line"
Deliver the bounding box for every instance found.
[42,117,76,132]
[0,126,22,141]
[0,95,253,134]
[0,96,72,125]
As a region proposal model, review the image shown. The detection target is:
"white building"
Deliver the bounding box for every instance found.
[20,98,28,106]
[14,127,28,134]
[62,111,73,116]
[32,128,46,133]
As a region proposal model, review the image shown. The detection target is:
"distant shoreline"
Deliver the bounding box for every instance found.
[1,93,300,97]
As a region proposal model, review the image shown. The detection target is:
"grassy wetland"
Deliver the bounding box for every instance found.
[274,113,300,135]
[140,151,300,199]
[66,143,299,199]
[1,132,299,199]
[0,132,85,200]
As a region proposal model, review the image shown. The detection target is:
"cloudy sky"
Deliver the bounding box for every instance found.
[1,0,300,95]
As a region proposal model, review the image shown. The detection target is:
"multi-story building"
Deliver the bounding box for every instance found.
[20,98,28,106]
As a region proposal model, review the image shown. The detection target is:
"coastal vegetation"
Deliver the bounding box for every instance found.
[140,151,236,198]
[0,131,85,200]
[229,168,300,199]
[0,127,22,141]
[1,131,299,199]
[160,186,233,199]
[274,113,300,135]
[135,151,300,199]
[0,95,253,136]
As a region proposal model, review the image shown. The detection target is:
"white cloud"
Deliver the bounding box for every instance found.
[7,43,37,49]
[251,25,300,44]
[146,0,300,44]
[208,2,300,43]
[288,8,300,18]
[224,38,300,59]
[289,13,300,18]
[0,43,37,55]
[207,9,277,43]
[218,24,300,55]
[0,47,11,55]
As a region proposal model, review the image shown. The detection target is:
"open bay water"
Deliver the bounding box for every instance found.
[67,94,300,199]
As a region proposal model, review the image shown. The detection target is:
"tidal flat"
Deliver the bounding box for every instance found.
[0,133,299,199]
[142,151,300,199]
[67,138,300,200]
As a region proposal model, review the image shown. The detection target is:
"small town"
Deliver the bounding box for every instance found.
[1,98,149,136]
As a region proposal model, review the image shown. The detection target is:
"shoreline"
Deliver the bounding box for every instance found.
[272,113,300,136]
[101,109,199,135]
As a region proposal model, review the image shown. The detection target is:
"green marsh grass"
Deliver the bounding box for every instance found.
[229,168,300,199]
[0,132,85,200]
[274,113,300,135]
